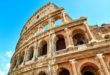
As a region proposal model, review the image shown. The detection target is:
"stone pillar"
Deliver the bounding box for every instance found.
[62,10,67,23]
[65,28,74,49]
[83,21,96,42]
[49,16,54,29]
[24,48,28,63]
[97,54,110,75]
[49,34,56,55]
[48,33,52,57]
[15,55,19,68]
[98,69,105,75]
[48,60,57,75]
[48,61,52,75]
[52,65,58,75]
[69,59,78,75]
[32,43,37,60]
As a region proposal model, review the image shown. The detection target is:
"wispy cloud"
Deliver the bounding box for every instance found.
[6,63,10,69]
[6,50,13,58]
[0,70,6,75]
[0,50,13,75]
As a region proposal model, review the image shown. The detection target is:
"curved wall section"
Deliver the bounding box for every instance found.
[8,2,110,75]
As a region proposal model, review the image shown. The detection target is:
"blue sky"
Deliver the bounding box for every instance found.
[0,0,110,75]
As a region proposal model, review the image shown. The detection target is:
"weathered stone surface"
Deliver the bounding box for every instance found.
[8,2,110,75]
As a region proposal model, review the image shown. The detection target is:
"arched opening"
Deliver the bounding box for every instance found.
[11,56,17,69]
[73,33,87,46]
[44,24,49,31]
[39,40,47,56]
[82,66,97,75]
[38,71,46,75]
[54,19,63,26]
[83,71,94,75]
[18,52,25,65]
[81,63,99,75]
[27,46,34,61]
[58,68,70,75]
[104,35,110,39]
[56,35,66,51]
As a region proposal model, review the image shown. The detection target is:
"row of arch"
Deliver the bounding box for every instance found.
[36,62,100,75]
[11,29,88,70]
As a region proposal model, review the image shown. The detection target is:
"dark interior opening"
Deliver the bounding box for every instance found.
[28,47,34,60]
[73,33,86,46]
[83,71,94,75]
[59,69,70,75]
[39,71,46,75]
[37,15,39,19]
[56,38,66,51]
[12,58,17,69]
[19,52,24,65]
[104,35,110,39]
[40,43,47,56]
[81,66,98,75]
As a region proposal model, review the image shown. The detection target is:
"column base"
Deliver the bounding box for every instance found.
[89,39,97,44]
[67,45,74,52]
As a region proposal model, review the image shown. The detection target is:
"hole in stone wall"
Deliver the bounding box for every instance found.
[59,68,70,75]
[27,46,34,61]
[81,66,99,75]
[38,71,46,75]
[54,19,62,26]
[73,33,86,46]
[12,57,17,69]
[19,52,25,65]
[104,35,110,39]
[44,25,49,31]
[56,35,66,51]
[39,41,47,56]
[83,71,94,75]
[37,15,39,19]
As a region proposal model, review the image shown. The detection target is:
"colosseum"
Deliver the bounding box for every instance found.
[8,2,110,75]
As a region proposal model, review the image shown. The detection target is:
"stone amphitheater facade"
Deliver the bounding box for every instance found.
[8,2,110,75]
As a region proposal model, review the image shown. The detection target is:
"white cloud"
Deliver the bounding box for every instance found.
[0,70,6,75]
[6,51,13,58]
[6,63,10,69]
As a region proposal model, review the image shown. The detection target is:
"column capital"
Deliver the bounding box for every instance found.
[69,59,76,64]
[64,28,68,30]
[69,59,78,75]
[97,53,110,75]
[62,10,67,23]
[97,53,103,58]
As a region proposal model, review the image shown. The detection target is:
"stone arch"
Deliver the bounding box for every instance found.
[26,46,34,61]
[54,19,63,26]
[39,40,48,56]
[58,67,70,75]
[38,71,47,75]
[72,29,87,46]
[11,56,17,70]
[55,34,66,51]
[42,20,49,31]
[53,13,63,26]
[80,62,100,75]
[18,51,25,65]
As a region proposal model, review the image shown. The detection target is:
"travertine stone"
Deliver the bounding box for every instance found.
[97,54,110,75]
[8,2,110,75]
[69,59,78,75]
